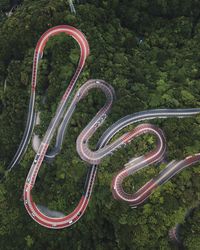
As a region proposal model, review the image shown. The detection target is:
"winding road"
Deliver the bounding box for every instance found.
[8,25,200,231]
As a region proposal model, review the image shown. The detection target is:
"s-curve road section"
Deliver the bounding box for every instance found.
[9,25,200,230]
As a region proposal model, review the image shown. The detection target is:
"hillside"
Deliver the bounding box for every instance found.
[0,1,200,249]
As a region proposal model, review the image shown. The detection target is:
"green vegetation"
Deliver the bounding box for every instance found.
[179,206,200,250]
[0,0,200,249]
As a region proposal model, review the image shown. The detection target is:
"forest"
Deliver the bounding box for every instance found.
[0,0,200,249]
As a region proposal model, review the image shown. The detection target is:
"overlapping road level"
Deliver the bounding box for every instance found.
[8,25,200,230]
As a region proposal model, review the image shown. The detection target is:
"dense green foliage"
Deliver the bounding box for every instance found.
[0,0,200,249]
[179,206,200,249]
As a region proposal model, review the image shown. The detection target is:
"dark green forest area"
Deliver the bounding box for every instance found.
[0,0,200,249]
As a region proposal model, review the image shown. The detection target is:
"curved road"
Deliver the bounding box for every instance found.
[8,25,200,230]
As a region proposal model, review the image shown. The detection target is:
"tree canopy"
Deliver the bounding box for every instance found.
[0,0,200,249]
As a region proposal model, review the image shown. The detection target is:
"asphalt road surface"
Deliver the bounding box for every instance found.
[9,25,200,231]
